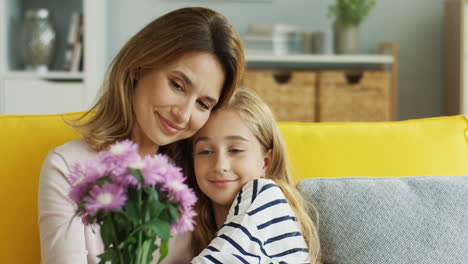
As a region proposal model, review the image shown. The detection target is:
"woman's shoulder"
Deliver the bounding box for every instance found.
[41,137,96,177]
[51,137,96,162]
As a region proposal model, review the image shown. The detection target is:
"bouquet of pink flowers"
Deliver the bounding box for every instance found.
[68,140,197,264]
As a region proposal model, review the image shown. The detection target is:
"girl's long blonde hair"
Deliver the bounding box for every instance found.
[71,7,245,153]
[189,88,320,262]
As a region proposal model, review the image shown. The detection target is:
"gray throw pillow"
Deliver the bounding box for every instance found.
[297,176,468,264]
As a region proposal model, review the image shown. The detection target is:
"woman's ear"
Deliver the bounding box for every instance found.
[262,149,273,177]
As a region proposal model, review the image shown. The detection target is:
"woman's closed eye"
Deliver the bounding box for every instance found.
[170,79,184,92]
[196,99,210,110]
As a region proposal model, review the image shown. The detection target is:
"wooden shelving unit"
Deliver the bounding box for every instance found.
[244,41,399,121]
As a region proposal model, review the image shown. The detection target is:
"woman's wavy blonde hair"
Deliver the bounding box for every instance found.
[71,7,245,152]
[186,88,321,262]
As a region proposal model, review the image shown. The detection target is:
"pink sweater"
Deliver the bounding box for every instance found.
[38,138,193,264]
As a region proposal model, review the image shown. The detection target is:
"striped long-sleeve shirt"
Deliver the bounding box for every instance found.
[192,178,311,264]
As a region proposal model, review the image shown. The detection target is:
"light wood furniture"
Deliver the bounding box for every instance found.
[245,41,399,121]
[444,0,468,115]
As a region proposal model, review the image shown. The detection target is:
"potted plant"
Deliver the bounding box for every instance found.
[329,0,376,54]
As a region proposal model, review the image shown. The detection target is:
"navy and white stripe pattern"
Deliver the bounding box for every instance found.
[192,178,311,264]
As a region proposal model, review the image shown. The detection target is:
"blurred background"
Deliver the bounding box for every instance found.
[0,0,463,121]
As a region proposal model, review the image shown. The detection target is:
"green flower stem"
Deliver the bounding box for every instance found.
[109,215,125,264]
[137,188,143,264]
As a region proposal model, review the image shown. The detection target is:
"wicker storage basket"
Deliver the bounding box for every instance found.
[241,70,316,122]
[318,71,390,122]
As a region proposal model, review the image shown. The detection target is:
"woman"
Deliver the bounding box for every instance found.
[38,7,244,264]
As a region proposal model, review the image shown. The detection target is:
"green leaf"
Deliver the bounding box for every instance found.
[168,204,179,223]
[100,219,113,248]
[94,175,111,186]
[123,234,137,245]
[159,204,172,223]
[143,186,159,202]
[129,168,144,185]
[328,0,376,26]
[147,199,164,219]
[124,196,140,225]
[151,219,170,241]
[97,249,116,262]
[157,240,169,264]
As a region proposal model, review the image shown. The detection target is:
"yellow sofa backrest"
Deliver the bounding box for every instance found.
[279,115,468,182]
[1,113,467,263]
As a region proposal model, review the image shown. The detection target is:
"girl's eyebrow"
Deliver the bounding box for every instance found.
[194,136,210,146]
[225,135,248,141]
[194,135,248,146]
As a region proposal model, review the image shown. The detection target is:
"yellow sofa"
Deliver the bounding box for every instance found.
[1,113,467,263]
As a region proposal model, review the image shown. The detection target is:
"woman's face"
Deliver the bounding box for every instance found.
[132,51,225,153]
[192,109,271,209]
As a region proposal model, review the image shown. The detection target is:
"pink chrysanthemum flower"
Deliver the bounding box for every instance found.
[171,207,197,235]
[84,183,127,216]
[142,154,171,186]
[160,165,186,196]
[69,159,106,204]
[99,139,140,177]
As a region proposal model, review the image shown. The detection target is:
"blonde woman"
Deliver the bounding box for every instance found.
[188,88,320,263]
[38,7,244,264]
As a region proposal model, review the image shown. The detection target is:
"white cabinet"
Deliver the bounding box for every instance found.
[2,79,85,114]
[444,0,468,115]
[0,0,107,115]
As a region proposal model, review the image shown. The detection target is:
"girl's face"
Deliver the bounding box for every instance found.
[132,51,225,154]
[193,109,271,209]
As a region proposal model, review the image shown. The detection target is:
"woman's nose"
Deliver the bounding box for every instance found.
[171,101,192,124]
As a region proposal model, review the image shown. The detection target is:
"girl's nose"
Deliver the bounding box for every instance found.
[214,152,229,173]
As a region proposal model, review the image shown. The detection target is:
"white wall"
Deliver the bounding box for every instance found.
[105,0,445,120]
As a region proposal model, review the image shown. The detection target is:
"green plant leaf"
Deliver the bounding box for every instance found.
[149,218,171,241]
[168,204,179,223]
[97,248,116,263]
[129,168,144,185]
[328,0,376,26]
[147,199,164,219]
[94,175,111,186]
[143,186,159,202]
[100,219,113,248]
[157,240,169,264]
[124,195,140,225]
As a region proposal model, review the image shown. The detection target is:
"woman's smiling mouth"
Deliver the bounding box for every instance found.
[156,113,183,135]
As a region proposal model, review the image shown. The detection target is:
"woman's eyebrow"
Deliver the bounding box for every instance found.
[173,70,193,88]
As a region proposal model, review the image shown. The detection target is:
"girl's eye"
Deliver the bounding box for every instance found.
[196,149,213,155]
[229,148,244,153]
[197,99,210,110]
[170,80,184,91]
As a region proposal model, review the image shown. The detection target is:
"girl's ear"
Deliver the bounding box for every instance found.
[135,67,142,80]
[262,149,273,177]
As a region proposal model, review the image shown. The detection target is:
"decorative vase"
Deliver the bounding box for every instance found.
[334,19,360,54]
[21,9,56,72]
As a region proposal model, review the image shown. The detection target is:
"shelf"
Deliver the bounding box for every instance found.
[246,53,394,64]
[3,71,84,81]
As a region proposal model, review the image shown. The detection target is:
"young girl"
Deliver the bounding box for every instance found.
[189,88,320,263]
